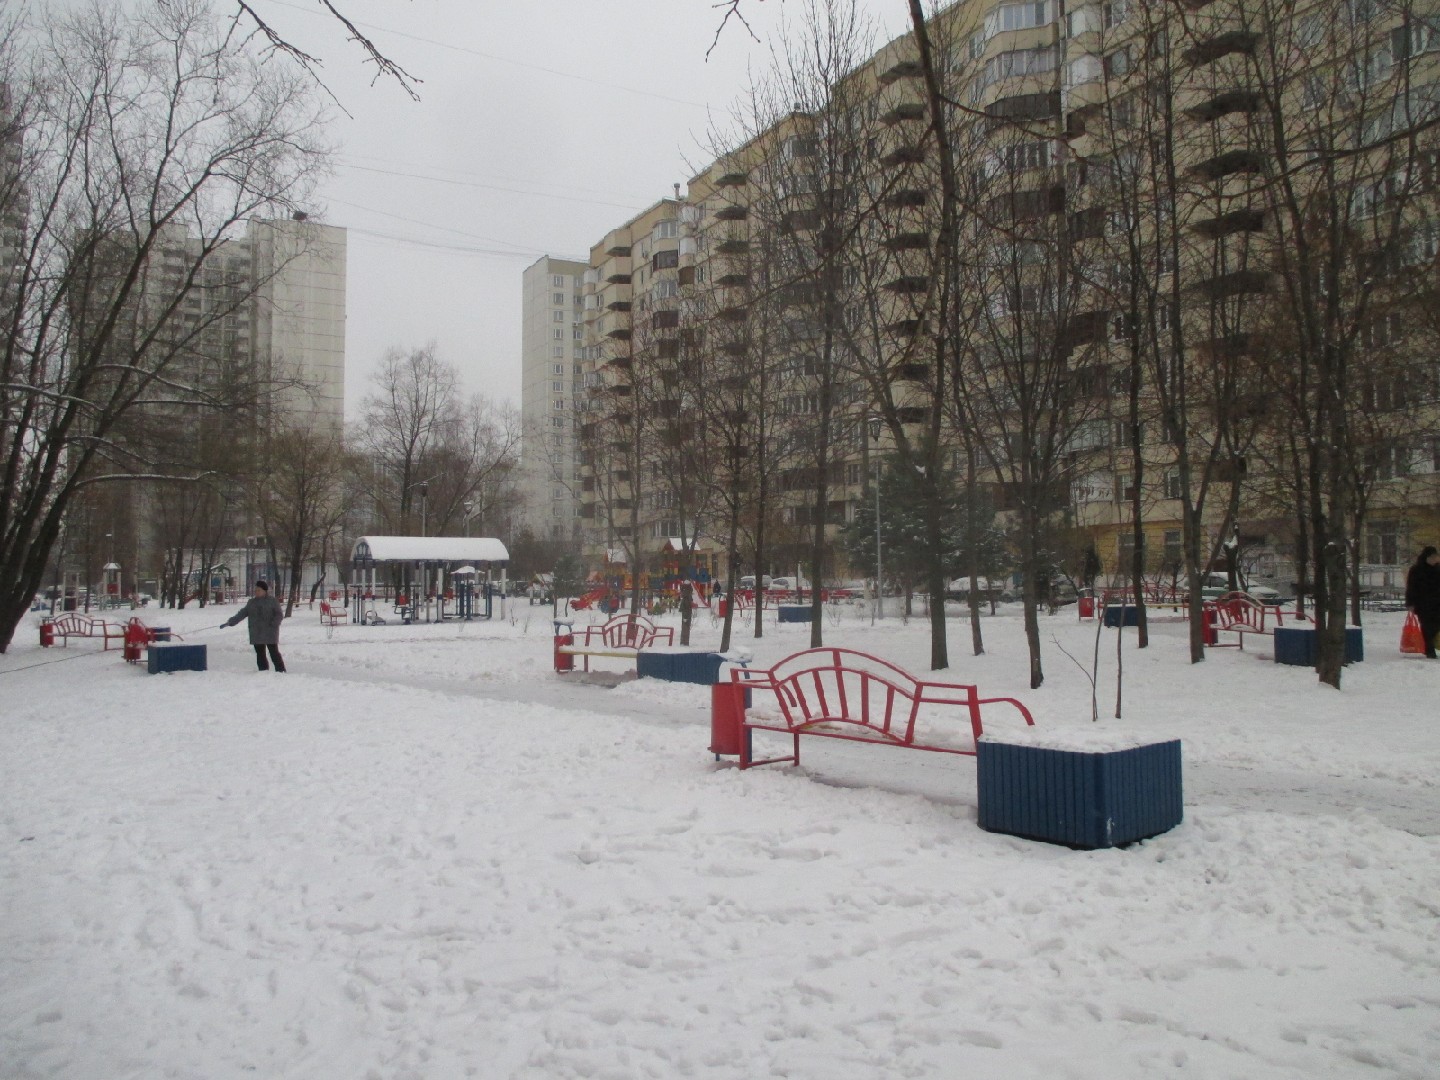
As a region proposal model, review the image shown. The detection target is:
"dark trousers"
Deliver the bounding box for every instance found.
[1420,611,1440,658]
[253,643,286,671]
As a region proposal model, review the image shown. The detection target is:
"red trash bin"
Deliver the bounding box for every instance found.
[554,630,575,672]
[718,598,729,619]
[39,620,54,647]
[1201,606,1219,646]
[709,681,746,757]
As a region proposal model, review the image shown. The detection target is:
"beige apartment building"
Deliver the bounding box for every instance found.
[520,255,588,541]
[573,0,1440,597]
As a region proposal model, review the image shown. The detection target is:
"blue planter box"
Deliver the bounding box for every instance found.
[637,650,728,684]
[1102,605,1139,627]
[777,605,813,623]
[147,643,207,674]
[977,738,1183,849]
[1273,626,1364,666]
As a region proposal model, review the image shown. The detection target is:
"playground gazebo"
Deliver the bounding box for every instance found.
[351,536,510,622]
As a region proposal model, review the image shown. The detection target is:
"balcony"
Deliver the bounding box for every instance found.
[1183,30,1262,67]
[883,231,930,253]
[716,271,749,287]
[886,188,929,210]
[1192,208,1266,239]
[716,237,750,255]
[883,275,929,295]
[880,143,926,168]
[1192,149,1266,182]
[888,317,926,337]
[652,308,680,330]
[1060,309,1109,350]
[715,204,749,222]
[1185,90,1263,123]
[1191,269,1273,300]
[605,325,632,340]
[606,299,631,312]
[881,101,926,125]
[986,92,1060,125]
[896,406,926,424]
[715,170,748,187]
[605,239,631,258]
[604,354,632,371]
[782,209,822,233]
[878,58,922,85]
[993,185,1065,222]
[894,362,930,382]
[717,302,749,322]
[605,271,631,285]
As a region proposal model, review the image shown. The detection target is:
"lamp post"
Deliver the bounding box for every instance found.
[463,500,477,538]
[868,416,884,622]
[419,481,429,538]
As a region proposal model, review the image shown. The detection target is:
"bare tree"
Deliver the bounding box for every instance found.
[0,0,329,652]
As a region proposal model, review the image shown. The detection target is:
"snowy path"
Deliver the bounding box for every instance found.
[2,607,1438,1079]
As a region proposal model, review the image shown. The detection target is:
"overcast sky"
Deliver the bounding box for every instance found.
[246,0,910,419]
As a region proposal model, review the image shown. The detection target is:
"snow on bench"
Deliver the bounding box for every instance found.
[1206,593,1279,650]
[553,614,676,673]
[731,646,1035,771]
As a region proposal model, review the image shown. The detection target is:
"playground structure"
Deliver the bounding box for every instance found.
[350,536,510,625]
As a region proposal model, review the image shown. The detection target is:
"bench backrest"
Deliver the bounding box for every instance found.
[1210,594,1267,631]
[50,613,99,633]
[736,647,1025,750]
[583,614,674,649]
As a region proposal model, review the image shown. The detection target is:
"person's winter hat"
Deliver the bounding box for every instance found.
[255,580,269,591]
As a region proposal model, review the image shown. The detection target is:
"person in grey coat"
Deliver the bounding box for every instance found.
[223,580,287,672]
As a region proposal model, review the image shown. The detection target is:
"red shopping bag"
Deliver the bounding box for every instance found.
[1400,612,1426,654]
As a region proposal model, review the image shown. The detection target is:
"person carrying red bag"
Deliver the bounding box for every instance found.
[1405,546,1440,659]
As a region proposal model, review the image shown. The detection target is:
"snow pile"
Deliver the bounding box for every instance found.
[2,603,1437,1078]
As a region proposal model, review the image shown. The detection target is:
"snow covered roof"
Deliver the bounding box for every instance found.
[351,536,509,565]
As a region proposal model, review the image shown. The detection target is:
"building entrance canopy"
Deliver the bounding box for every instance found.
[351,536,509,567]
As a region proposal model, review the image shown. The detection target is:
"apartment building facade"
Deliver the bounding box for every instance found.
[520,255,588,541]
[572,0,1440,597]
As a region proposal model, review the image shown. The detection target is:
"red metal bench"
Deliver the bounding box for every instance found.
[730,647,1035,770]
[319,600,347,626]
[1205,593,1276,649]
[554,613,676,672]
[41,612,125,650]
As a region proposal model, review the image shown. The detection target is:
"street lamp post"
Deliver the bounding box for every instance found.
[868,416,884,622]
[419,481,429,538]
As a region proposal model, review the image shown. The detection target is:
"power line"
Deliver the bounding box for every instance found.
[262,0,713,109]
[323,195,544,252]
[337,160,648,211]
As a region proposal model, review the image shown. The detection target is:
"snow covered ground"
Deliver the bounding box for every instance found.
[2,599,1437,1079]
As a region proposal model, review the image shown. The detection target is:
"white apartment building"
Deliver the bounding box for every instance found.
[520,255,588,540]
[249,214,347,433]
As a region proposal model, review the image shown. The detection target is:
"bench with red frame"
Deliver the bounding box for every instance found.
[41,612,126,650]
[729,647,1035,770]
[553,613,676,672]
[319,600,348,626]
[1205,592,1280,649]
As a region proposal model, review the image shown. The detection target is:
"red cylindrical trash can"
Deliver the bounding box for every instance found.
[39,620,54,647]
[718,598,729,619]
[709,682,746,756]
[1078,595,1095,619]
[554,631,575,672]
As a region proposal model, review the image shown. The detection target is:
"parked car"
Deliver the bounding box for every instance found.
[738,575,772,591]
[1199,572,1283,604]
[944,577,1008,602]
[767,576,810,594]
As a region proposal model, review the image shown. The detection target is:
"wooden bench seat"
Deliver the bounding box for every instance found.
[554,614,676,673]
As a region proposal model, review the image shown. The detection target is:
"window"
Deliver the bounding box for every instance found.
[652,249,679,271]
[573,325,584,339]
[1163,530,1182,570]
[1164,470,1184,500]
[653,220,678,240]
[552,347,564,359]
[553,310,564,323]
[1066,54,1102,86]
[552,274,565,287]
[983,1,1051,39]
[552,363,564,374]
[1105,46,1132,78]
[553,328,563,340]
[553,292,565,305]
[1367,520,1401,564]
[553,399,565,410]
[552,381,564,392]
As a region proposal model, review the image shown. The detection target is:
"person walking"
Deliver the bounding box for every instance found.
[223,580,287,672]
[1405,545,1440,660]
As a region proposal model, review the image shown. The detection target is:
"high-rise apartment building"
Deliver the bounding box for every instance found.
[571,0,1440,601]
[520,255,588,540]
